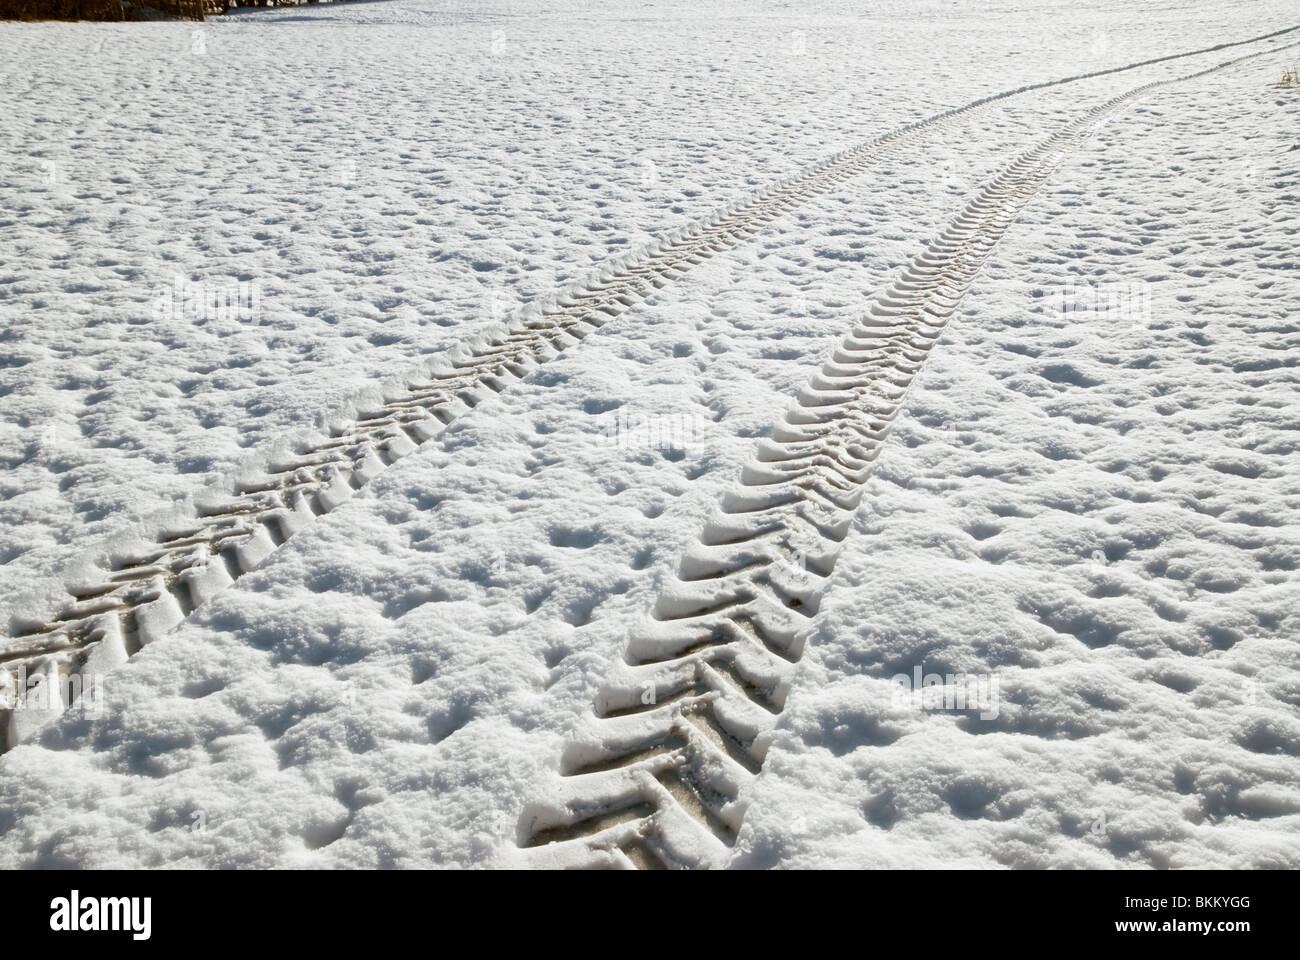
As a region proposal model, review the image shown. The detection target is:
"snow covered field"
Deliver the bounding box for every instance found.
[0,0,1297,868]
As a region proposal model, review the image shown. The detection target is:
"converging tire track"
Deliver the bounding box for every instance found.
[1,24,1296,754]
[515,39,1300,869]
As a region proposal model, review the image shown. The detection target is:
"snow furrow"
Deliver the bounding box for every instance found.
[514,37,1300,870]
[3,23,1296,755]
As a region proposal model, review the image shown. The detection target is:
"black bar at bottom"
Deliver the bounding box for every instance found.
[0,868,1289,946]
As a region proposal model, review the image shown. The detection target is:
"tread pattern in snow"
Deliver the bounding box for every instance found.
[514,37,1300,869]
[2,24,1296,754]
[0,84,1006,753]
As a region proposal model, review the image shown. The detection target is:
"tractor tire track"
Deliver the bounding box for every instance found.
[515,38,1300,869]
[2,25,1296,753]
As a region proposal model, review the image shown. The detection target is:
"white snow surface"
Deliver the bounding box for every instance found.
[0,0,1297,867]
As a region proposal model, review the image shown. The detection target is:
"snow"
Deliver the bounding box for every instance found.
[1,0,1298,868]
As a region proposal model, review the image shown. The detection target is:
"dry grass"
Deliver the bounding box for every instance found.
[0,0,124,17]
[1278,65,1300,87]
[0,0,212,17]
[2,0,342,18]
[137,0,206,18]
